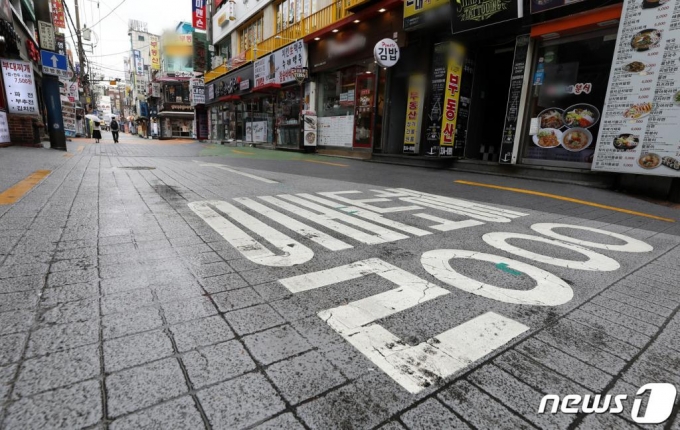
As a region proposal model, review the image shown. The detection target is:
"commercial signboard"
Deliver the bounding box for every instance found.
[403,0,450,31]
[423,42,447,156]
[253,40,307,89]
[38,20,56,51]
[593,0,680,177]
[1,60,39,115]
[439,42,465,156]
[451,0,523,34]
[133,50,143,75]
[192,31,208,73]
[192,0,207,30]
[191,78,205,106]
[530,0,587,13]
[499,34,531,164]
[55,33,66,56]
[150,36,160,70]
[50,0,66,28]
[403,74,426,154]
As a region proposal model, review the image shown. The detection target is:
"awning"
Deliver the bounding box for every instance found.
[158,111,195,118]
[218,95,241,102]
[252,83,281,93]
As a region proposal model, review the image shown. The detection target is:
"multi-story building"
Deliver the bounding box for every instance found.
[126,20,158,137]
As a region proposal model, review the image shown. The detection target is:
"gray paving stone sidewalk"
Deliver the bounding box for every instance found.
[0,140,679,429]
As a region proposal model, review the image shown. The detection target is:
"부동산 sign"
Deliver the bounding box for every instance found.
[1,60,39,115]
[592,0,680,177]
[451,0,524,34]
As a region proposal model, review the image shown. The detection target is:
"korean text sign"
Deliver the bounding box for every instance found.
[1,60,39,115]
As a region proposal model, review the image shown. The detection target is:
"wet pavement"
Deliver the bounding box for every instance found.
[0,133,679,429]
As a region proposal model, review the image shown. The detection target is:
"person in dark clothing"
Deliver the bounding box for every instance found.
[110,117,120,143]
[92,121,102,143]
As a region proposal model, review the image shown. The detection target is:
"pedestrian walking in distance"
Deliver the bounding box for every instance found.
[110,117,120,143]
[93,121,102,143]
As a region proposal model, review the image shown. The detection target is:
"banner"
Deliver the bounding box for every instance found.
[439,42,465,156]
[403,74,426,154]
[423,43,447,156]
[50,0,66,28]
[192,31,207,73]
[133,50,143,75]
[253,40,307,89]
[499,35,530,164]
[592,0,680,177]
[1,60,39,115]
[150,36,160,70]
[192,0,207,30]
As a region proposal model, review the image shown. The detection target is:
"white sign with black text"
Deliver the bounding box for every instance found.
[374,38,400,68]
[1,60,39,115]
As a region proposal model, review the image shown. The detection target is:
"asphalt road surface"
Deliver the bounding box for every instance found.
[1,133,679,430]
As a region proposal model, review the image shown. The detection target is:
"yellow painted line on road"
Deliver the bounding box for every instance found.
[232,149,253,155]
[303,159,349,167]
[77,145,84,152]
[454,180,675,223]
[0,170,51,205]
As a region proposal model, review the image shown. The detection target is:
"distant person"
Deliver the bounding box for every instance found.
[92,121,102,143]
[110,117,120,143]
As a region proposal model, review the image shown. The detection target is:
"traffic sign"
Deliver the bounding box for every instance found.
[41,50,71,79]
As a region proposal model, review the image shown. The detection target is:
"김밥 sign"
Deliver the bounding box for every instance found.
[592,0,680,177]
[373,39,400,68]
[451,0,524,34]
[1,60,39,115]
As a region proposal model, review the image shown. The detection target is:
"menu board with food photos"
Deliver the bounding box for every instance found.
[593,0,680,176]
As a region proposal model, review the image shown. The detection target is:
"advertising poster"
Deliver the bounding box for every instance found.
[403,74,426,154]
[451,0,523,34]
[404,0,450,30]
[593,0,680,177]
[150,36,160,70]
[423,42,447,156]
[133,50,143,75]
[454,56,475,157]
[439,42,465,156]
[499,34,531,164]
[1,60,39,115]
[303,115,317,147]
[246,121,268,142]
[62,100,76,136]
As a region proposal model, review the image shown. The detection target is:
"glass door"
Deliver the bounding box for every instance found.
[353,72,375,148]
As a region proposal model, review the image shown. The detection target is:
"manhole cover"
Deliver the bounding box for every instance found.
[118,166,156,170]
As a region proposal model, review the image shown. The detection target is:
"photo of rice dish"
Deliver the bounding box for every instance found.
[638,153,661,169]
[533,129,562,148]
[662,156,680,171]
[631,29,661,51]
[613,134,639,150]
[562,128,592,152]
[564,104,600,128]
[623,61,646,73]
[538,108,564,129]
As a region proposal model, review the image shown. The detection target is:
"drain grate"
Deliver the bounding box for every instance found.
[118,166,156,170]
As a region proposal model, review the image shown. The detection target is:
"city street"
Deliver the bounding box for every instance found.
[0,133,679,429]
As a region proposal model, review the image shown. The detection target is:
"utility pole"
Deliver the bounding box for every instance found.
[74,0,86,109]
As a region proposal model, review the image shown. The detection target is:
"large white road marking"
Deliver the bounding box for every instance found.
[482,232,621,271]
[421,250,573,306]
[297,193,432,237]
[280,258,528,393]
[319,190,423,213]
[198,161,279,184]
[413,213,485,232]
[188,201,313,266]
[530,223,654,253]
[234,197,352,251]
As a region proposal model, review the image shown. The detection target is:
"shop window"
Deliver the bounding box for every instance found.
[239,16,264,53]
[276,0,316,33]
[522,29,617,167]
[318,66,362,117]
[138,35,145,41]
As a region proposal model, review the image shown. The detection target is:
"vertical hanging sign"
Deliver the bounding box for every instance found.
[403,74,426,154]
[192,31,207,73]
[50,0,66,29]
[499,34,530,164]
[150,36,161,70]
[423,42,447,157]
[439,42,465,157]
[192,0,207,30]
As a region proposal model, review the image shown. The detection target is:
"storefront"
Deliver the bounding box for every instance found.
[252,40,308,149]
[158,103,195,138]
[206,64,256,143]
[307,8,403,152]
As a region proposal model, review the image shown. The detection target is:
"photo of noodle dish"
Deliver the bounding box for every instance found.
[638,153,661,169]
[613,134,639,151]
[537,108,565,129]
[564,104,600,128]
[533,129,562,148]
[561,128,592,152]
